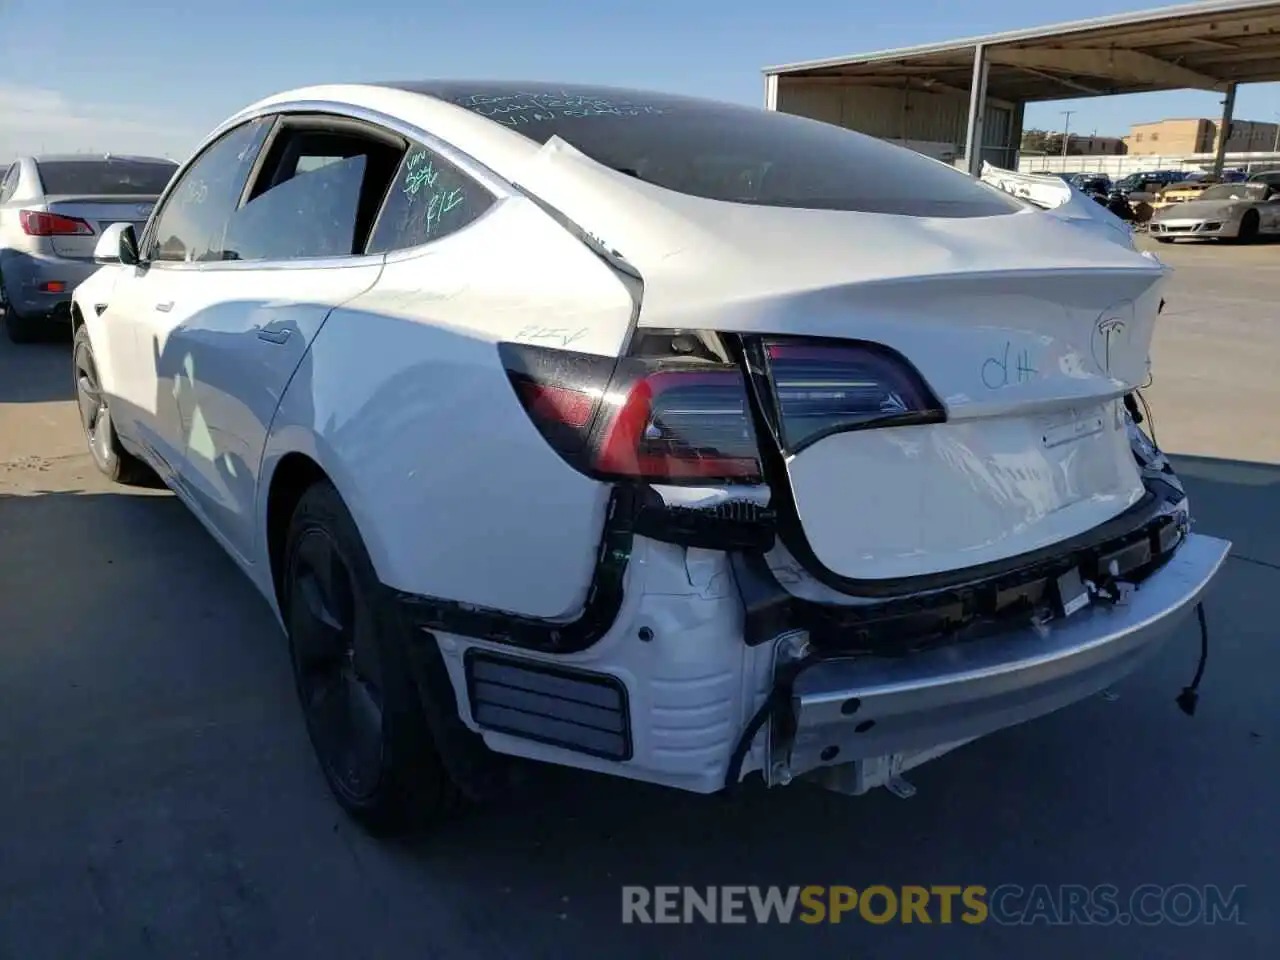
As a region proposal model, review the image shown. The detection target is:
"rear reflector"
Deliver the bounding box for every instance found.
[19,210,94,237]
[761,339,944,452]
[40,281,67,294]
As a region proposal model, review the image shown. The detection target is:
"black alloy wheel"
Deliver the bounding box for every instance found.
[283,480,458,835]
[288,524,387,805]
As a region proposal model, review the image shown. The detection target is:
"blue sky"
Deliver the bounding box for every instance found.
[1,0,1276,158]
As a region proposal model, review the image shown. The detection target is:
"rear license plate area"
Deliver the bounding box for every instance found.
[1041,407,1106,449]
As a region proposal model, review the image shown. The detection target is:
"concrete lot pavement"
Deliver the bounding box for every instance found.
[0,238,1276,959]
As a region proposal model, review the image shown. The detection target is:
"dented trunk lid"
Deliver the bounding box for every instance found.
[518,142,1169,583]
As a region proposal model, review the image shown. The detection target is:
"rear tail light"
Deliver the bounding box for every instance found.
[594,368,761,480]
[502,333,943,484]
[19,210,94,237]
[761,339,943,453]
[500,340,762,484]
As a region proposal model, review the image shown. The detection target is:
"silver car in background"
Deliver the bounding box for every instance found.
[1148,180,1280,243]
[0,154,177,342]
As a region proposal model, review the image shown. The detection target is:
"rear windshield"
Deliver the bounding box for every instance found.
[35,159,177,196]
[406,82,1025,218]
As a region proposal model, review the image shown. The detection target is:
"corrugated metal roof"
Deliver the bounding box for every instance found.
[766,0,1280,107]
[764,0,1280,75]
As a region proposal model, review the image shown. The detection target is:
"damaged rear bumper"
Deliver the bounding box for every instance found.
[768,532,1230,787]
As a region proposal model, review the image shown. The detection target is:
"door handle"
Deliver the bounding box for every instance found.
[257,328,291,344]
[154,301,173,313]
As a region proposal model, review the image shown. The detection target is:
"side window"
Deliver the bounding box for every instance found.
[366,143,493,253]
[221,125,404,262]
[149,118,272,263]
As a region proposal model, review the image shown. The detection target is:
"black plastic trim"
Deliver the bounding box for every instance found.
[397,625,518,802]
[235,115,284,211]
[729,475,1187,656]
[463,648,633,762]
[631,486,776,551]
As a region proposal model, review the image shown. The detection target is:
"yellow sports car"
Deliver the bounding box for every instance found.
[1148,178,1220,211]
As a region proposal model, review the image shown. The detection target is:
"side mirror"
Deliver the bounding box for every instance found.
[94,222,140,267]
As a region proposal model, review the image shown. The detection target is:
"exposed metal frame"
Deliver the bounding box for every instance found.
[963,45,989,176]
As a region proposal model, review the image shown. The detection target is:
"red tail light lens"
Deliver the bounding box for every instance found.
[20,210,94,237]
[594,369,761,481]
[500,342,762,484]
[503,334,941,483]
[762,339,943,452]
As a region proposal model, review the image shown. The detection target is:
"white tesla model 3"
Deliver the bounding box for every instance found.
[71,81,1230,835]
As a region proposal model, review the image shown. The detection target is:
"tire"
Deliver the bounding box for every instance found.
[283,480,459,836]
[72,324,154,484]
[1237,210,1260,243]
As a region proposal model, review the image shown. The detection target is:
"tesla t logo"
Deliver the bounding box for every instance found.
[1092,315,1128,375]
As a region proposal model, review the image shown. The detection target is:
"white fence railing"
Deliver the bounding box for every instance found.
[1017,152,1280,177]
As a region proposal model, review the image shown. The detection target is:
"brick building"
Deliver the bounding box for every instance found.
[1126,117,1280,156]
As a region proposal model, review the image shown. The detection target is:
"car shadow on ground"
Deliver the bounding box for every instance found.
[0,454,1275,959]
[0,333,74,403]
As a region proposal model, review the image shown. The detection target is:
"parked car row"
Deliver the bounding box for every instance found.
[1030,167,1280,238]
[0,154,177,342]
[1149,178,1280,242]
[3,84,1231,837]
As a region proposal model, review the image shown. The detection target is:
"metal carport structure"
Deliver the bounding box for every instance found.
[763,0,1280,176]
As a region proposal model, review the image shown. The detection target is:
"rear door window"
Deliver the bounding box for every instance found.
[222,120,406,261]
[35,159,177,196]
[366,143,494,253]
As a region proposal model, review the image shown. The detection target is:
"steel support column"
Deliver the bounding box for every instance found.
[1212,83,1237,176]
[1006,100,1026,170]
[963,44,990,175]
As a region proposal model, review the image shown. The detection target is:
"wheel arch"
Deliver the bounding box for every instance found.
[264,450,330,607]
